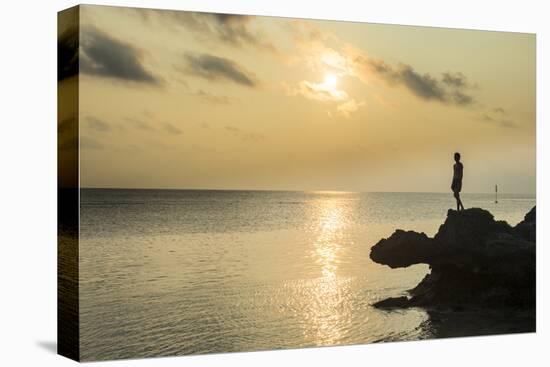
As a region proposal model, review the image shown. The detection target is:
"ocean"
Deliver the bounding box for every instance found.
[76,189,535,360]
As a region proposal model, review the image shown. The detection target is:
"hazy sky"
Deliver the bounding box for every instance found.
[61,5,536,193]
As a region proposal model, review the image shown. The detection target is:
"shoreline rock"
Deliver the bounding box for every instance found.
[370,206,536,312]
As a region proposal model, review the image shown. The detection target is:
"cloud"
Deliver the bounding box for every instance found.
[285,25,478,109]
[192,89,232,104]
[392,64,447,102]
[451,90,474,106]
[442,72,469,88]
[351,53,476,107]
[289,21,520,131]
[224,125,265,142]
[58,26,79,81]
[286,80,348,102]
[291,20,336,44]
[499,119,517,128]
[362,58,477,106]
[286,23,349,76]
[479,110,517,128]
[225,126,240,133]
[179,52,258,87]
[80,27,160,84]
[125,116,184,134]
[337,99,365,118]
[206,13,266,49]
[126,117,155,131]
[135,9,275,51]
[86,116,110,132]
[178,82,233,104]
[163,122,182,135]
[289,37,477,109]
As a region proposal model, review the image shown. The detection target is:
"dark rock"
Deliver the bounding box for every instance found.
[373,296,410,309]
[370,206,536,311]
[370,230,435,268]
[514,206,536,242]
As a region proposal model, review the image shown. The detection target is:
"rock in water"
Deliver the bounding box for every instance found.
[372,296,409,309]
[370,207,536,311]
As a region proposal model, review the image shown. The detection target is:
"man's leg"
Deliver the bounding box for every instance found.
[454,191,460,211]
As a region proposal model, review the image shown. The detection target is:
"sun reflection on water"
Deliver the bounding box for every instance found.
[304,195,355,345]
[315,201,345,279]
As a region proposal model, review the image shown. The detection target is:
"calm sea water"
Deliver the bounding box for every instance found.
[78,189,535,360]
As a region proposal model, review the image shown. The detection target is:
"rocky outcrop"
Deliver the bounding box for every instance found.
[370,207,536,311]
[514,206,536,242]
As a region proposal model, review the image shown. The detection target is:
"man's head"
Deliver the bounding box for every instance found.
[454,152,461,162]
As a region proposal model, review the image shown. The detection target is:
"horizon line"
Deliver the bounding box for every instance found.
[75,187,536,196]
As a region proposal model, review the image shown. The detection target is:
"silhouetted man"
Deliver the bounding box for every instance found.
[451,152,465,211]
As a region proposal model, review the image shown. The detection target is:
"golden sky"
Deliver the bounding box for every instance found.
[60,5,536,193]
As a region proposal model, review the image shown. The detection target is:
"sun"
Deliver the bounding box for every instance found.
[322,74,338,90]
